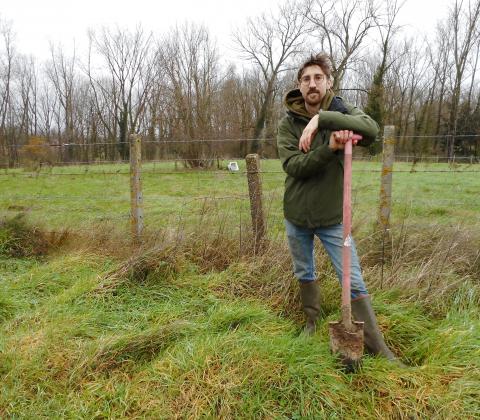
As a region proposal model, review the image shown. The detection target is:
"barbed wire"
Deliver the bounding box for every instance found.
[392,134,480,139]
[2,206,132,215]
[31,158,249,166]
[2,157,271,168]
[4,132,480,149]
[2,206,474,230]
[3,154,480,172]
[4,195,131,202]
[5,138,278,148]
[393,199,479,205]
[0,171,250,178]
[1,168,479,178]
[2,191,473,206]
[2,193,251,204]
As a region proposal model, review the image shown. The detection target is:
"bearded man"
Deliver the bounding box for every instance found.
[276,53,401,363]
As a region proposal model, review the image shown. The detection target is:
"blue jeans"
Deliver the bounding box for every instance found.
[284,219,368,299]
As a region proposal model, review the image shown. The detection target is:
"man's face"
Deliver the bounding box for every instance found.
[298,65,331,107]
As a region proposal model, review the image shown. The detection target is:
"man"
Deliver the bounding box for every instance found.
[277,53,400,362]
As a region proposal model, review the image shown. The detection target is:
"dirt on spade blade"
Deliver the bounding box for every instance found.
[329,320,364,371]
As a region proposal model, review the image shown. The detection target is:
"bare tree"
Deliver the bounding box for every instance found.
[141,74,168,161]
[234,0,310,152]
[17,55,39,138]
[159,23,220,167]
[87,25,157,160]
[213,66,263,157]
[364,0,403,138]
[446,0,480,159]
[0,18,16,166]
[466,40,480,109]
[46,43,77,161]
[398,41,431,141]
[427,24,453,138]
[38,80,57,139]
[305,0,379,90]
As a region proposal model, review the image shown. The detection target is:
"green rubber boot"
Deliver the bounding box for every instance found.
[351,296,405,366]
[299,280,320,335]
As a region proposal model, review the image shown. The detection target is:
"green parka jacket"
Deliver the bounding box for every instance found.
[277,89,379,228]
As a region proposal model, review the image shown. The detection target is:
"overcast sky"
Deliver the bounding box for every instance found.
[2,0,452,63]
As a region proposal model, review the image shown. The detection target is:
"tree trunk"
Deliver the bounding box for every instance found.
[118,109,129,160]
[252,78,275,154]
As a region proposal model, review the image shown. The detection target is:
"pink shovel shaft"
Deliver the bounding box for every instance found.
[341,139,353,328]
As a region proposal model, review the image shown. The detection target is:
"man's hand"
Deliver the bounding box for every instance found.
[299,114,319,152]
[328,130,361,151]
[300,119,363,153]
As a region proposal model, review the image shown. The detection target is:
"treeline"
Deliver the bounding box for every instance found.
[1,0,480,168]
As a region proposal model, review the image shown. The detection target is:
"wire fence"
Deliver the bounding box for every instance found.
[1,131,479,243]
[3,131,480,168]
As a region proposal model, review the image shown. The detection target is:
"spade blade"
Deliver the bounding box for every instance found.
[329,320,364,371]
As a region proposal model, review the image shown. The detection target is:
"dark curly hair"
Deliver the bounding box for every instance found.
[297,53,333,81]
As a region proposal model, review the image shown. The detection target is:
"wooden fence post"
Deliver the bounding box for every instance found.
[245,154,265,253]
[377,126,395,287]
[130,134,144,243]
[378,126,395,232]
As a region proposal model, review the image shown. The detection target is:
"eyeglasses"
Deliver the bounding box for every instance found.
[300,74,327,85]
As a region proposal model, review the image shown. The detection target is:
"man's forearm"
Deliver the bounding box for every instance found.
[317,108,379,142]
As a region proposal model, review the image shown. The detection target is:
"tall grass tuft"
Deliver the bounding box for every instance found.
[0,214,52,257]
[91,243,183,296]
[80,321,191,374]
[360,222,480,315]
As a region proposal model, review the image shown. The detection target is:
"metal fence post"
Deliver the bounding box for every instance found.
[245,153,265,253]
[130,134,143,243]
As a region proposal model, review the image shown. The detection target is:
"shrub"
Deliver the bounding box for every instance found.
[18,136,56,170]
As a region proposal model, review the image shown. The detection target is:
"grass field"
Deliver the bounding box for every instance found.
[1,159,479,232]
[0,160,479,418]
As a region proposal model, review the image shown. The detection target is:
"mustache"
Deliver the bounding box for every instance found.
[307,89,320,94]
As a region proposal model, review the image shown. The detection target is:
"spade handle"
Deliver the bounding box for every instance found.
[341,138,355,329]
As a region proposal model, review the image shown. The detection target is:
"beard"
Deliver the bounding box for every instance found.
[304,89,324,106]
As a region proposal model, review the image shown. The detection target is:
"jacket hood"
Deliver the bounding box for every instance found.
[284,88,335,119]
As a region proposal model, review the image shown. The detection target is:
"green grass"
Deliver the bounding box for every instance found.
[0,160,479,418]
[0,249,479,418]
[1,160,479,234]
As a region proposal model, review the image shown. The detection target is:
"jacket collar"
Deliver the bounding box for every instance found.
[283,88,335,121]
